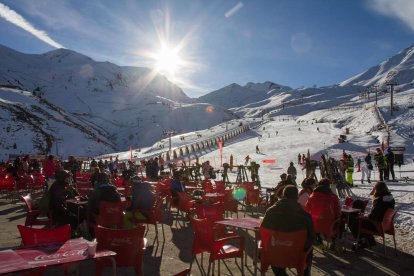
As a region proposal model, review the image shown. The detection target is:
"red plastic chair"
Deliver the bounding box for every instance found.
[0,174,15,200]
[16,174,34,191]
[175,192,195,220]
[17,224,71,276]
[244,188,261,216]
[31,172,45,190]
[223,189,239,218]
[358,208,397,256]
[19,194,52,227]
[194,202,224,222]
[309,209,339,248]
[214,180,225,193]
[96,200,127,228]
[259,227,312,276]
[194,202,235,239]
[131,195,166,241]
[17,224,71,246]
[189,217,244,275]
[95,225,146,275]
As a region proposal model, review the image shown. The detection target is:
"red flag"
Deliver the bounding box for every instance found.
[218,140,223,166]
[218,140,223,153]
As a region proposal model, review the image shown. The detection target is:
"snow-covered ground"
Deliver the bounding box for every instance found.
[108,101,414,242]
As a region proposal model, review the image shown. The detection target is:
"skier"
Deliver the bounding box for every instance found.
[245,155,251,165]
[256,145,260,154]
[346,155,355,187]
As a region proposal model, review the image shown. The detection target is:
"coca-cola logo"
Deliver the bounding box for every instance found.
[110,237,133,246]
[271,237,293,247]
[33,250,84,261]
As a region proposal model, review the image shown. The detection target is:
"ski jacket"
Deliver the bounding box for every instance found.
[346,157,354,173]
[262,198,314,249]
[374,153,387,169]
[385,151,395,165]
[369,193,395,221]
[305,185,341,221]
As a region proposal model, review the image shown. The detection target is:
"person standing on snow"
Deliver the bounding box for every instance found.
[287,162,297,184]
[385,148,395,181]
[346,155,355,187]
[374,148,387,181]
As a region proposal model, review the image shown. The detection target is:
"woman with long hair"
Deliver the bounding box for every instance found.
[352,181,395,249]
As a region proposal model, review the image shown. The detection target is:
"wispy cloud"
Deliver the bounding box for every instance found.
[368,0,414,32]
[0,3,64,48]
[225,2,244,18]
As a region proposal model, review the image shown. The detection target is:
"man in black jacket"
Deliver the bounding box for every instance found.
[262,185,315,276]
[385,148,395,181]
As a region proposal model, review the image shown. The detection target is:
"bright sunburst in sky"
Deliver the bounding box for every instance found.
[1,0,414,97]
[155,46,181,74]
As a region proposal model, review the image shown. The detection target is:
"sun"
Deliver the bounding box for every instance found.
[155,45,182,76]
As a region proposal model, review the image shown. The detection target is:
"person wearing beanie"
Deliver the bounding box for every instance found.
[261,185,315,276]
[305,178,341,248]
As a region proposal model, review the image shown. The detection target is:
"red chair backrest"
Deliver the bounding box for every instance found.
[214,181,225,192]
[310,208,337,238]
[95,225,145,271]
[223,189,238,212]
[242,182,256,191]
[246,189,260,205]
[381,208,396,235]
[17,224,71,246]
[195,202,224,222]
[31,172,45,188]
[177,192,194,212]
[1,175,15,190]
[260,227,308,272]
[96,201,127,228]
[189,217,214,254]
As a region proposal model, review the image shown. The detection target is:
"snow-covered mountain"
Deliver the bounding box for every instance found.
[1,42,414,160]
[340,44,414,88]
[198,81,292,109]
[0,44,238,158]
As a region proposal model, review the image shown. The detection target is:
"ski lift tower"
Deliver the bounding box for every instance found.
[386,80,398,116]
[385,71,398,116]
[163,129,176,157]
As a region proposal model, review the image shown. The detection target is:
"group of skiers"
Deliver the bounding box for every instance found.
[341,147,395,186]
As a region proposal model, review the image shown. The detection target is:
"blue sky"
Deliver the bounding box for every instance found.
[1,0,414,97]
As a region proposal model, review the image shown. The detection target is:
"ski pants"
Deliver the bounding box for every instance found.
[361,167,371,181]
[346,171,353,185]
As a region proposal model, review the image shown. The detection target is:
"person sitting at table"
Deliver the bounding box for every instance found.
[298,177,317,208]
[261,185,315,276]
[305,178,341,247]
[48,170,79,228]
[170,171,185,206]
[129,175,154,211]
[274,174,296,200]
[351,181,395,250]
[86,172,121,226]
[89,167,101,188]
[124,174,154,224]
